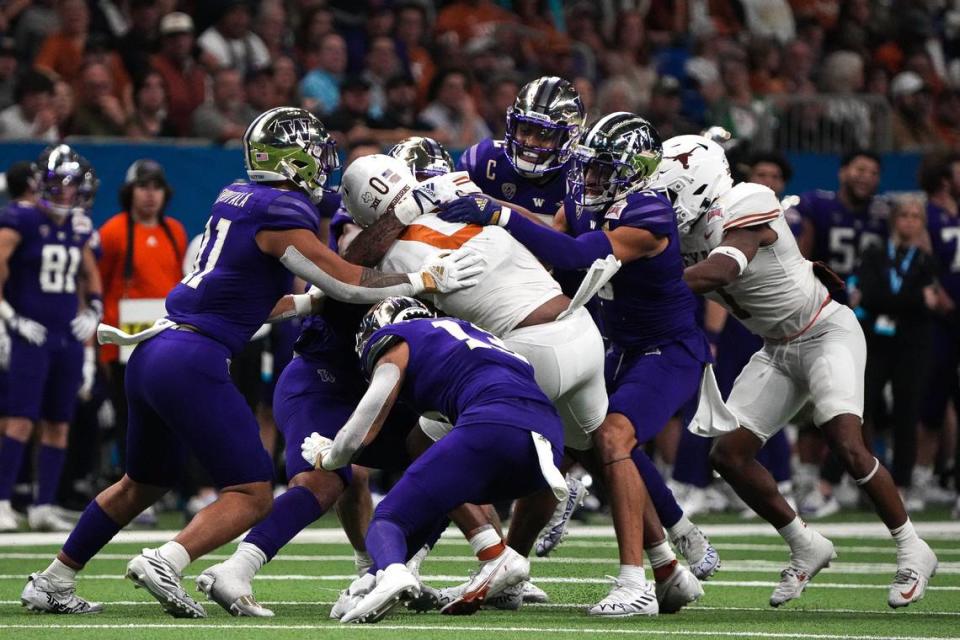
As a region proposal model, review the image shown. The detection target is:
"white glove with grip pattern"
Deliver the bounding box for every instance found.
[301,432,336,470]
[415,248,486,294]
[0,300,46,346]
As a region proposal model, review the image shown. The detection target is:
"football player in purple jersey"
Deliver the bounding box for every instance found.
[440,113,717,616]
[21,107,484,618]
[0,146,102,534]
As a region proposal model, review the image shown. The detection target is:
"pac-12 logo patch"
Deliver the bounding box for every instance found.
[501,182,517,199]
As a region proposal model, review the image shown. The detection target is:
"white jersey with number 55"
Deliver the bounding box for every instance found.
[680,182,836,340]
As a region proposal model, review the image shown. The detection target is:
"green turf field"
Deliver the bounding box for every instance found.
[1,515,958,640]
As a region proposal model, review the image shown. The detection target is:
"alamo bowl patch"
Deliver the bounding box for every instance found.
[501,182,517,199]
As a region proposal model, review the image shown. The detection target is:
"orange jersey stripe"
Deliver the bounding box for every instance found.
[723,210,779,230]
[399,223,483,249]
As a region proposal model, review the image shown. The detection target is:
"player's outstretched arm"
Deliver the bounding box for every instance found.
[257,228,483,303]
[302,342,408,471]
[683,226,765,294]
[341,212,408,267]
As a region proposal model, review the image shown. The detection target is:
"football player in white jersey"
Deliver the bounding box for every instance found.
[652,135,938,609]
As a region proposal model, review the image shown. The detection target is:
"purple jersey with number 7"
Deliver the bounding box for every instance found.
[165,182,322,355]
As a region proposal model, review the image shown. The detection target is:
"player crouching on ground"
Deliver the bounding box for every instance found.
[300,297,568,623]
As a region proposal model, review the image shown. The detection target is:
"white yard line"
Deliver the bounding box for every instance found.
[3,600,958,618]
[1,573,957,590]
[1,553,957,575]
[0,623,953,640]
[2,521,959,547]
[554,541,960,555]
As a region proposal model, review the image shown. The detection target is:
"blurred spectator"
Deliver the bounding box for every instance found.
[191,68,254,143]
[482,75,520,139]
[300,33,347,115]
[52,79,74,133]
[601,11,656,111]
[125,70,174,139]
[513,0,564,72]
[117,0,162,82]
[324,75,378,145]
[573,76,595,114]
[0,37,18,110]
[816,50,872,151]
[434,0,517,46]
[371,74,434,136]
[295,5,334,68]
[256,0,290,61]
[741,0,796,43]
[748,38,788,96]
[709,57,774,148]
[420,68,490,148]
[745,150,793,197]
[782,38,818,96]
[70,61,129,137]
[856,195,938,498]
[97,159,187,475]
[935,89,960,149]
[82,34,134,107]
[890,71,944,152]
[363,36,403,119]
[198,0,270,76]
[34,0,93,86]
[565,2,605,54]
[596,76,641,117]
[0,70,58,141]
[11,0,58,63]
[272,55,301,106]
[245,67,278,114]
[647,75,699,139]
[394,2,435,104]
[151,12,207,137]
[825,0,882,54]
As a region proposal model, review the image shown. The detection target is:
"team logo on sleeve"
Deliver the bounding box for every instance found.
[501,183,517,199]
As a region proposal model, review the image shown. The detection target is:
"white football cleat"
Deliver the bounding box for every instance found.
[21,573,103,614]
[535,475,587,557]
[769,530,836,607]
[484,581,523,610]
[0,500,21,532]
[520,580,549,603]
[588,577,658,617]
[440,547,529,615]
[27,505,73,532]
[341,564,419,624]
[196,562,273,617]
[331,572,375,620]
[888,540,938,608]
[126,548,206,618]
[655,562,703,613]
[670,525,720,580]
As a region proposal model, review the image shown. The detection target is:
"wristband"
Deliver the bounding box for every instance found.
[708,245,748,275]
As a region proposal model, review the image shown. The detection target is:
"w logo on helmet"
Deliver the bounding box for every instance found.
[270,117,311,143]
[665,143,708,169]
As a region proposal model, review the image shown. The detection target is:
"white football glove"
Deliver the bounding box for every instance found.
[0,323,9,370]
[78,346,96,400]
[301,431,336,470]
[415,248,486,294]
[5,313,47,345]
[71,307,101,342]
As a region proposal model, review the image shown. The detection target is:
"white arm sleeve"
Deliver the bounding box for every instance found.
[322,363,401,470]
[280,246,425,303]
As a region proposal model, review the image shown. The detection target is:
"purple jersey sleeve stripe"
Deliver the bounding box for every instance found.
[262,193,322,234]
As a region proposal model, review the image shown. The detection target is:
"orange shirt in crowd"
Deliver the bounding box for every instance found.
[97,211,187,363]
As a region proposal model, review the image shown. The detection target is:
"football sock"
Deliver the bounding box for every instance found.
[243,485,325,561]
[469,525,503,558]
[157,541,191,574]
[666,515,696,541]
[366,519,407,570]
[42,558,78,583]
[647,539,678,581]
[62,500,121,567]
[778,516,812,552]
[890,519,919,552]
[354,550,374,575]
[631,447,684,528]
[229,542,268,580]
[758,430,792,484]
[0,436,27,501]
[618,564,646,586]
[35,445,67,506]
[671,430,713,487]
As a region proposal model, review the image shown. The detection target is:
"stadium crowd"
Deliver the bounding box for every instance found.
[0,0,956,623]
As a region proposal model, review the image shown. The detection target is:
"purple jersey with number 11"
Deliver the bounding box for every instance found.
[165,182,322,355]
[361,317,563,450]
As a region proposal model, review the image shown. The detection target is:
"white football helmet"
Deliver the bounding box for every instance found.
[340,154,417,228]
[652,135,733,235]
